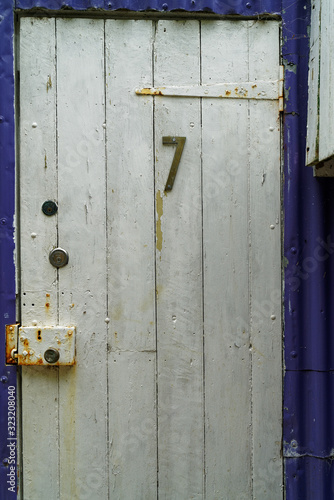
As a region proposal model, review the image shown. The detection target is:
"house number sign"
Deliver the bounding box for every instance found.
[163,136,186,192]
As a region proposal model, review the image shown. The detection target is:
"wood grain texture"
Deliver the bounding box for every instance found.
[19,17,58,295]
[319,0,334,162]
[249,21,282,499]
[106,19,155,353]
[19,17,59,500]
[306,0,321,165]
[105,19,157,498]
[154,20,204,499]
[201,20,252,499]
[56,18,108,499]
[19,18,282,500]
[109,352,157,499]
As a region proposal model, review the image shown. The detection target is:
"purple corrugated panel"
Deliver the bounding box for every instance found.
[0,1,18,499]
[282,0,334,496]
[284,43,334,371]
[15,0,282,14]
[284,371,334,458]
[284,0,334,372]
[286,457,334,500]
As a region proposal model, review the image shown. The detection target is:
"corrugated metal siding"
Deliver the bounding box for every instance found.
[282,1,334,497]
[0,1,17,499]
[286,457,334,499]
[15,0,281,14]
[284,372,334,458]
[2,0,333,498]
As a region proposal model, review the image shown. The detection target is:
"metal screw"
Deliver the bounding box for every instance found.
[3,458,9,466]
[162,3,168,10]
[0,116,4,123]
[246,2,252,8]
[0,218,7,225]
[44,348,60,364]
[1,376,8,384]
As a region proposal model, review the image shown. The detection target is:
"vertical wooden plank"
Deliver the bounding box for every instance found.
[154,20,204,499]
[106,19,155,353]
[56,18,108,499]
[19,17,59,499]
[319,0,334,162]
[306,0,321,165]
[109,352,156,499]
[105,20,157,498]
[201,20,252,499]
[248,21,282,498]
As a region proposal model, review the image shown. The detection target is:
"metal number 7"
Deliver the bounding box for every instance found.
[163,136,186,192]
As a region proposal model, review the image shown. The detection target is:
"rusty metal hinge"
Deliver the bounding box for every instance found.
[5,324,19,365]
[6,324,76,366]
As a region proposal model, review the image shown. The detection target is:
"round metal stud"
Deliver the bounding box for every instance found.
[44,348,60,364]
[42,200,58,216]
[49,248,69,268]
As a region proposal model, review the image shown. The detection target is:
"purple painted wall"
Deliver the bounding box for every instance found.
[282,2,334,498]
[0,1,18,498]
[1,0,330,498]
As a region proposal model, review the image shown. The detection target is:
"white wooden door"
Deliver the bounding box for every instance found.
[19,17,282,499]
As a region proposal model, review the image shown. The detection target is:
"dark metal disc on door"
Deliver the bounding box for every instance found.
[42,200,58,216]
[49,248,69,268]
[44,348,60,364]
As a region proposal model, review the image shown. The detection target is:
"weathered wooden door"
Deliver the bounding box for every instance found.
[18,17,282,499]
